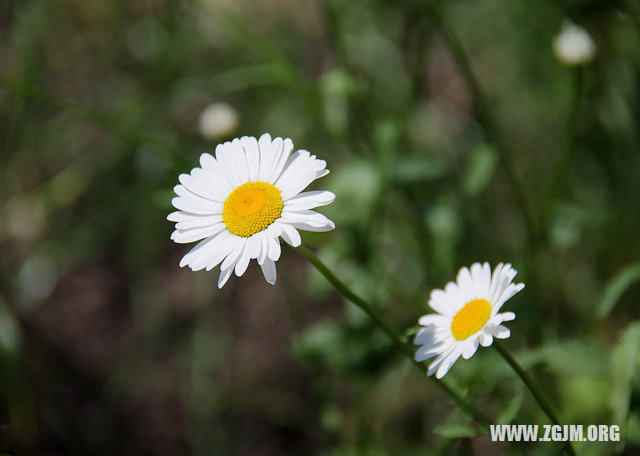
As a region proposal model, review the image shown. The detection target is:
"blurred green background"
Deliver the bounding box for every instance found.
[1,0,640,455]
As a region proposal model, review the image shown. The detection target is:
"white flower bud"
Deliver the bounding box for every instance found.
[553,21,596,66]
[198,102,239,140]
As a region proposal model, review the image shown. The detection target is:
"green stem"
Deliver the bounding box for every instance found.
[493,341,577,456]
[425,2,536,242]
[0,76,184,163]
[540,67,584,229]
[295,244,492,427]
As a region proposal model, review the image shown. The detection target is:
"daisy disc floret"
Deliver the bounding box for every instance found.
[168,133,335,288]
[414,262,525,379]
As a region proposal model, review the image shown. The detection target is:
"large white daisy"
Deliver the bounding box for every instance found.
[168,133,335,288]
[414,262,525,379]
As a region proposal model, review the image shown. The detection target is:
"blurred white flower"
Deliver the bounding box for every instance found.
[414,263,524,378]
[553,21,596,66]
[198,102,239,141]
[168,133,335,288]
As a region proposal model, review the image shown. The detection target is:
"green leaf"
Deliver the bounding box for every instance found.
[394,156,447,184]
[595,262,640,319]
[496,386,524,424]
[518,340,608,376]
[463,144,499,196]
[433,423,481,439]
[400,325,420,344]
[610,321,640,424]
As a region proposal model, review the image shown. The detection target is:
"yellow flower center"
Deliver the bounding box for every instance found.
[222,182,283,237]
[451,298,492,340]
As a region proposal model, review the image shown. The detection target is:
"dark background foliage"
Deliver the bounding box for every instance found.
[1,0,639,455]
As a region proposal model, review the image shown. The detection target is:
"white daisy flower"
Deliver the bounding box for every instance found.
[168,133,335,288]
[414,263,525,379]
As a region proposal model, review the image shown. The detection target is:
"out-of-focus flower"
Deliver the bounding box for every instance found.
[198,102,239,141]
[414,263,524,378]
[553,21,596,66]
[168,133,335,288]
[4,195,47,240]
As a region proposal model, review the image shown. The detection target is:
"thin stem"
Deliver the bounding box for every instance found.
[425,2,536,242]
[493,341,577,456]
[0,76,184,164]
[540,67,584,229]
[294,244,492,427]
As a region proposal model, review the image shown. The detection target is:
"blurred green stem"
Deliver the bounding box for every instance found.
[425,2,536,241]
[540,67,584,229]
[295,244,492,427]
[0,76,184,163]
[493,341,577,456]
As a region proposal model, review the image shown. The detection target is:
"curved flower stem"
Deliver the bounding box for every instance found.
[295,244,492,427]
[493,341,577,456]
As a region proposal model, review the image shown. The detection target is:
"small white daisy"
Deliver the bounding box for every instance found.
[414,263,525,379]
[168,133,335,288]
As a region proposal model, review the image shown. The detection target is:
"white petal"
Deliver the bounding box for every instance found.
[260,258,277,284]
[428,289,455,316]
[178,172,221,202]
[204,236,238,271]
[462,338,479,360]
[279,223,301,247]
[172,183,223,210]
[171,223,225,244]
[288,219,335,232]
[199,153,234,194]
[180,232,234,271]
[280,209,332,227]
[470,262,490,297]
[246,235,262,259]
[274,149,310,187]
[231,138,250,183]
[266,233,281,261]
[218,266,234,288]
[414,327,451,346]
[456,266,475,301]
[489,324,511,339]
[281,210,335,232]
[167,211,187,222]
[284,190,335,211]
[171,197,218,215]
[427,354,446,377]
[276,151,328,199]
[234,248,251,277]
[481,262,492,296]
[478,332,493,347]
[175,215,223,230]
[215,141,243,187]
[267,138,294,183]
[494,283,525,313]
[415,343,443,362]
[241,136,260,181]
[436,345,463,379]
[418,314,449,327]
[257,232,269,265]
[257,133,273,180]
[444,281,466,312]
[487,263,505,303]
[220,238,247,271]
[497,311,516,322]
